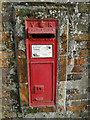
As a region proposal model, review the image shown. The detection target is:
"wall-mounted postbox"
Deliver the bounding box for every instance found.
[25,19,59,107]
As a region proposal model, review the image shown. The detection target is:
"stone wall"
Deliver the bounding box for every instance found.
[66,3,90,118]
[0,1,90,119]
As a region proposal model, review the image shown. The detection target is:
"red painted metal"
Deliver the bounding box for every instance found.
[25,19,59,107]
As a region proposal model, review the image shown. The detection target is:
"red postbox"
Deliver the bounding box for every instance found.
[25,19,59,107]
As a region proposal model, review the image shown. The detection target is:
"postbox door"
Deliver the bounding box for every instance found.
[31,62,54,104]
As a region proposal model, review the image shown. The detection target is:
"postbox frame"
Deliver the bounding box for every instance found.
[25,19,59,107]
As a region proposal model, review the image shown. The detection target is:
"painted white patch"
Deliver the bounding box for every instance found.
[32,45,53,58]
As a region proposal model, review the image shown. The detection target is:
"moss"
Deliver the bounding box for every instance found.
[16,5,67,19]
[16,8,31,17]
[78,3,89,13]
[22,107,40,115]
[2,2,10,8]
[10,90,18,100]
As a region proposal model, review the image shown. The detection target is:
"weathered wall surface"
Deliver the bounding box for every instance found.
[0,2,20,118]
[66,3,90,118]
[0,2,90,119]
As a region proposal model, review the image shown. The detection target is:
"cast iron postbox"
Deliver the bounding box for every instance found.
[25,19,59,107]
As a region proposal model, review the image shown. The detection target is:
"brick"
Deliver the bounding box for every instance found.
[81,100,89,106]
[2,2,11,9]
[87,65,90,69]
[2,105,12,112]
[0,10,2,32]
[86,87,90,92]
[0,98,2,106]
[18,50,26,58]
[78,41,90,50]
[67,105,86,112]
[88,112,90,117]
[59,56,66,81]
[87,41,90,49]
[86,106,90,111]
[10,89,18,101]
[2,91,10,99]
[0,59,16,68]
[67,74,82,81]
[1,67,17,84]
[39,107,56,112]
[69,111,80,118]
[72,100,88,107]
[60,41,67,55]
[77,23,88,32]
[2,11,13,23]
[71,101,81,107]
[88,100,90,105]
[68,58,71,65]
[60,36,67,42]
[0,33,2,42]
[78,3,89,13]
[68,94,87,100]
[2,97,10,106]
[19,84,29,106]
[71,66,84,72]
[58,92,63,100]
[18,58,27,83]
[62,26,67,37]
[0,69,2,78]
[0,42,7,51]
[4,41,15,50]
[0,60,8,67]
[0,51,14,59]
[0,23,3,32]
[87,58,90,63]
[22,107,38,113]
[79,50,90,57]
[74,58,85,65]
[80,111,89,118]
[2,22,13,32]
[1,68,10,76]
[2,111,17,118]
[66,89,79,95]
[89,73,90,79]
[77,41,90,50]
[0,93,1,99]
[68,4,75,14]
[0,51,2,59]
[75,33,90,41]
[58,106,64,111]
[2,33,10,42]
[60,26,67,55]
[7,59,16,67]
[2,77,10,84]
[16,36,23,43]
[2,84,13,91]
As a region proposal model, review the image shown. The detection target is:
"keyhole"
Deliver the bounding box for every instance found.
[39,88,41,90]
[37,88,38,90]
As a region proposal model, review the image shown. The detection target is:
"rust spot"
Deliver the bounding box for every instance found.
[58,106,64,111]
[75,33,90,41]
[67,105,86,111]
[72,66,84,72]
[39,107,56,112]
